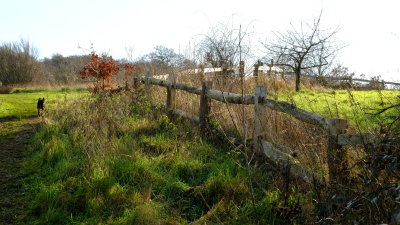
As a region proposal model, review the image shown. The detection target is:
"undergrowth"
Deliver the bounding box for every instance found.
[24,92,311,224]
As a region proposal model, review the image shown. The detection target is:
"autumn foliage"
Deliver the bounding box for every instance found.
[80,51,134,93]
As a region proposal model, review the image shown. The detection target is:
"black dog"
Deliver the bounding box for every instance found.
[37,98,45,117]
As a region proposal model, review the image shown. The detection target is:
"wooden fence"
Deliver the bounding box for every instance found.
[134,74,376,185]
[302,75,400,87]
[155,61,400,88]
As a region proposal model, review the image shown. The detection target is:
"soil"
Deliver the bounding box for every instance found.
[0,118,40,224]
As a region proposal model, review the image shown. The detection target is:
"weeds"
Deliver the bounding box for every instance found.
[137,73,399,224]
[24,91,310,224]
[21,72,399,224]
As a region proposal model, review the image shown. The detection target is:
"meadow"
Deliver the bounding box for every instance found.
[0,86,398,224]
[0,88,87,119]
[23,92,307,224]
[285,89,399,130]
[0,88,87,145]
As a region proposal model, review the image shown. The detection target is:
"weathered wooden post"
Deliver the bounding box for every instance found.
[253,60,263,77]
[253,86,267,154]
[268,59,274,77]
[253,62,259,85]
[199,81,212,136]
[253,63,259,77]
[222,62,228,85]
[145,71,153,94]
[327,119,349,185]
[199,64,205,81]
[166,75,176,111]
[239,61,245,78]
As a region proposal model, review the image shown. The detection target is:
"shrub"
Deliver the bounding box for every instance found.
[80,50,134,93]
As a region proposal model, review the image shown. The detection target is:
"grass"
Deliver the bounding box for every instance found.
[0,88,88,119]
[0,88,88,145]
[278,89,399,130]
[2,84,397,224]
[24,93,310,224]
[0,119,35,145]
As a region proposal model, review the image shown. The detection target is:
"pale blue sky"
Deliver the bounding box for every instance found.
[1,0,399,81]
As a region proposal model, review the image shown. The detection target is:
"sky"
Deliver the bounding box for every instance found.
[1,0,400,81]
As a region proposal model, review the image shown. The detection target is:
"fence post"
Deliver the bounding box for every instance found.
[268,59,274,77]
[239,61,245,78]
[253,86,267,154]
[253,63,259,77]
[199,81,212,136]
[253,60,263,78]
[222,63,228,85]
[199,65,205,81]
[166,75,176,111]
[145,71,153,94]
[327,119,349,185]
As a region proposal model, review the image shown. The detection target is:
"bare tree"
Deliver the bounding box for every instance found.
[42,54,90,85]
[141,45,187,74]
[0,39,41,86]
[263,12,340,91]
[196,19,251,79]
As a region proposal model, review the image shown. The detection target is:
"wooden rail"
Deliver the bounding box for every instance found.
[329,77,400,86]
[134,74,375,185]
[135,77,335,131]
[300,74,400,86]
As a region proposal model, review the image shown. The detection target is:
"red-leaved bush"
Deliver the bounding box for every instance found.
[80,51,134,93]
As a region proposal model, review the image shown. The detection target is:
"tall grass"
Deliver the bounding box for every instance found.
[145,73,399,180]
[24,72,399,224]
[25,91,310,224]
[140,73,399,224]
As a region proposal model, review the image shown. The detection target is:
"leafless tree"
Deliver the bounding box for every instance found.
[263,12,341,91]
[42,54,90,85]
[0,39,41,86]
[141,45,188,74]
[196,19,251,78]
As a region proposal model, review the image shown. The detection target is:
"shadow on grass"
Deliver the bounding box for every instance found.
[0,115,37,122]
[11,88,88,94]
[0,116,40,146]
[131,125,163,137]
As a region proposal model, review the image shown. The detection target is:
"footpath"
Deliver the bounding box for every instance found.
[0,118,40,224]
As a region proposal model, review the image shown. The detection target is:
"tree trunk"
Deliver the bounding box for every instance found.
[295,67,301,92]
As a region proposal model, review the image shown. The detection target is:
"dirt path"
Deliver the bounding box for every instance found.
[0,118,40,224]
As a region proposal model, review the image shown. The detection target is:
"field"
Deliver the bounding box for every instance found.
[24,94,301,224]
[0,87,399,224]
[0,88,87,145]
[0,88,87,119]
[0,88,89,223]
[285,89,399,130]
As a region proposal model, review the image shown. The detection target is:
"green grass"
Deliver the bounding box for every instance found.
[19,87,399,224]
[0,119,33,145]
[24,94,310,224]
[0,88,88,119]
[2,86,396,224]
[277,89,399,130]
[0,88,88,145]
